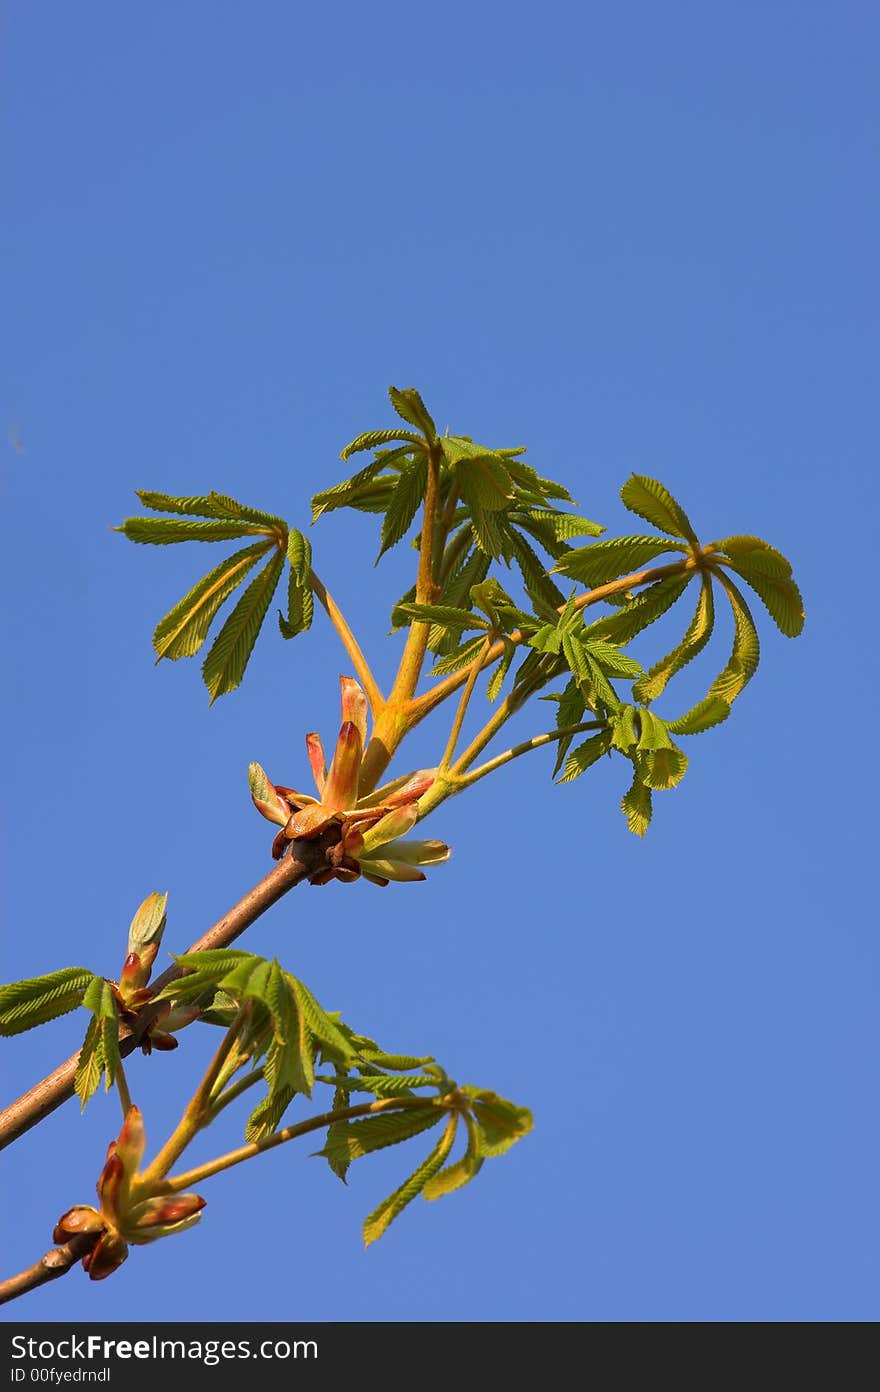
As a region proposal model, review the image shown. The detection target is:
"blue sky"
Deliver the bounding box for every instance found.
[1,2,877,1322]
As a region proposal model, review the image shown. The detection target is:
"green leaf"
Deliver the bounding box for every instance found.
[582,574,691,645]
[466,1089,533,1157]
[312,459,393,521]
[443,437,514,512]
[278,529,314,640]
[118,518,271,545]
[316,1105,444,1167]
[552,535,686,586]
[523,509,604,542]
[362,1117,457,1247]
[584,640,643,679]
[724,559,805,638]
[80,977,121,1097]
[708,572,761,705]
[558,731,612,783]
[201,550,285,702]
[666,696,731,735]
[290,977,358,1066]
[74,1018,105,1108]
[0,968,96,1036]
[430,634,487,677]
[507,529,567,611]
[245,1084,296,1143]
[324,1074,437,1097]
[340,427,423,460]
[377,456,428,559]
[620,475,699,543]
[486,640,515,701]
[153,541,273,661]
[610,703,639,751]
[134,491,286,530]
[388,387,437,439]
[636,708,674,751]
[712,535,792,576]
[637,743,689,790]
[621,774,652,836]
[633,574,715,703]
[395,603,489,632]
[357,1051,436,1070]
[423,1118,484,1200]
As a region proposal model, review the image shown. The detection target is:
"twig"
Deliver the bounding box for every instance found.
[0,1233,95,1307]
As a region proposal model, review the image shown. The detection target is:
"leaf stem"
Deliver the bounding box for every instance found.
[459,721,606,788]
[309,569,384,716]
[138,1005,251,1188]
[164,1096,437,1192]
[439,638,492,771]
[115,1061,133,1120]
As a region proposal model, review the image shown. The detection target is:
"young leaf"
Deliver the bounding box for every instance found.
[423,1118,484,1200]
[442,437,514,512]
[583,574,691,645]
[0,968,96,1036]
[523,509,604,542]
[724,560,804,638]
[637,743,689,790]
[395,603,490,632]
[118,518,271,545]
[430,634,488,677]
[135,490,286,529]
[201,550,285,702]
[80,977,121,1098]
[712,535,793,576]
[707,572,761,705]
[620,475,699,544]
[666,696,731,735]
[340,427,423,460]
[621,773,652,837]
[507,529,567,611]
[377,455,428,559]
[558,731,612,783]
[466,1090,533,1157]
[388,387,437,439]
[152,541,273,661]
[245,1084,296,1143]
[633,573,715,703]
[278,529,314,640]
[486,640,516,701]
[312,459,393,521]
[316,1105,444,1167]
[552,535,686,587]
[74,1018,105,1108]
[362,1116,457,1247]
[290,977,358,1066]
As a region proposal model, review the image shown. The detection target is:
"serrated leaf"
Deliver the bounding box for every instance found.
[340,427,423,460]
[621,774,652,836]
[637,707,674,752]
[388,387,437,439]
[135,491,286,529]
[712,535,792,576]
[0,968,96,1036]
[507,528,567,610]
[311,459,392,521]
[620,475,699,543]
[633,573,715,703]
[525,509,604,541]
[81,977,121,1096]
[610,704,639,751]
[467,1090,533,1157]
[430,634,487,677]
[583,574,691,645]
[423,1118,484,1200]
[552,535,686,586]
[637,743,689,790]
[290,977,358,1065]
[558,731,612,782]
[395,603,489,632]
[153,541,273,661]
[377,456,428,560]
[74,1018,104,1108]
[362,1117,457,1247]
[467,502,507,557]
[584,641,644,679]
[443,437,514,512]
[486,640,515,701]
[708,572,761,704]
[550,677,587,776]
[278,529,314,640]
[316,1105,444,1167]
[245,1084,296,1143]
[725,562,804,638]
[118,518,271,545]
[358,1051,436,1070]
[666,696,731,735]
[201,550,285,702]
[325,1074,437,1097]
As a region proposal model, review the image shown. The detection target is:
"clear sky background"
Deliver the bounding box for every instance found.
[1,2,877,1323]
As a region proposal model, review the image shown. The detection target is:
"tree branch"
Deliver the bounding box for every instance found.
[0,838,333,1152]
[0,1233,95,1307]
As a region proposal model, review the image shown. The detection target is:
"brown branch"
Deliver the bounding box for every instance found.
[0,1232,95,1307]
[0,837,333,1152]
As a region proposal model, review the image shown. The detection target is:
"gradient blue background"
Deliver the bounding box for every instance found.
[2,2,876,1323]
